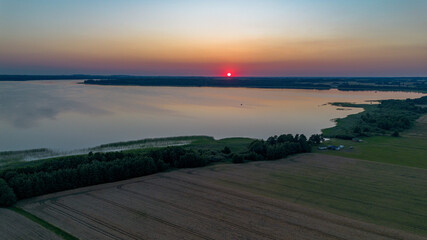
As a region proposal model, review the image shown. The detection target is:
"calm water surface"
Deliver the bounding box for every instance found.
[0,80,424,151]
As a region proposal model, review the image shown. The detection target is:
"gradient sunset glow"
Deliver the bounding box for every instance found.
[1,0,426,76]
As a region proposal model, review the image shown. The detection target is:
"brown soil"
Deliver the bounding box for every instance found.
[17,154,426,240]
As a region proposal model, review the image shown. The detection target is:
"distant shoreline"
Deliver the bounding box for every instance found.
[1,75,426,92]
[83,77,427,93]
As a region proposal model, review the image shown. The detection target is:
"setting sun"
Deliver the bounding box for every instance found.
[227,73,232,77]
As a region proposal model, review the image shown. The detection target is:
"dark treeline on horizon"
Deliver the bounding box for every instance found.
[83,76,427,92]
[1,75,426,81]
[1,74,426,91]
[0,75,117,81]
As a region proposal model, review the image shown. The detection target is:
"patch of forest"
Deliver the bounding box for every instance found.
[323,96,427,139]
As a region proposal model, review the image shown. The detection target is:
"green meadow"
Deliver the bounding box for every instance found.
[317,115,427,169]
[217,152,427,235]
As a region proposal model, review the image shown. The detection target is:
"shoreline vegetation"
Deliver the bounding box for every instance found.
[0,136,201,165]
[0,75,426,92]
[318,97,427,169]
[323,96,427,139]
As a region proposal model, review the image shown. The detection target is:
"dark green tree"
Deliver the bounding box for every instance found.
[0,179,17,207]
[232,154,244,164]
[222,146,231,154]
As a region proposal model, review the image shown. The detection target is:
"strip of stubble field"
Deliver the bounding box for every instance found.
[22,192,209,240]
[214,156,427,212]
[0,208,61,240]
[17,153,427,240]
[82,186,284,240]
[116,176,353,240]
[155,172,423,240]
[169,154,427,238]
[109,182,335,240]
[22,174,343,240]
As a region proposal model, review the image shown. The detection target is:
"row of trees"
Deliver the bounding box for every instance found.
[146,147,209,168]
[0,134,322,207]
[0,147,212,206]
[229,134,320,163]
[245,134,316,161]
[7,156,158,200]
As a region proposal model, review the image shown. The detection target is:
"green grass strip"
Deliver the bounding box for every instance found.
[10,206,79,240]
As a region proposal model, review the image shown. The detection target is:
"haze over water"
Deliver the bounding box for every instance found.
[0,80,424,151]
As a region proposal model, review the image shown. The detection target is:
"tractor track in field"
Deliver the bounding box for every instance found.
[50,200,143,240]
[46,203,128,240]
[115,184,323,240]
[206,163,427,213]
[186,167,427,225]
[118,179,345,240]
[85,193,215,240]
[17,154,427,240]
[159,174,417,240]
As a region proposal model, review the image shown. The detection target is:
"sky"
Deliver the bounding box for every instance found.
[1,0,427,76]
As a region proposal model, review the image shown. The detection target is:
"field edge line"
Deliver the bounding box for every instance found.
[9,206,79,240]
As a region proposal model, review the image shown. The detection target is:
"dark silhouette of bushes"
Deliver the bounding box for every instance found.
[145,147,209,168]
[232,154,244,164]
[392,131,400,137]
[248,134,314,161]
[6,156,158,200]
[175,151,207,168]
[222,146,231,154]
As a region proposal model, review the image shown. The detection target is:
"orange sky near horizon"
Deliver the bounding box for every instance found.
[1,0,427,76]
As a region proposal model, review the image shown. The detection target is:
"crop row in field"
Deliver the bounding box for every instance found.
[17,153,426,239]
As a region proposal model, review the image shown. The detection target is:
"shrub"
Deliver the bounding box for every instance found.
[244,152,264,161]
[392,131,400,137]
[232,154,244,164]
[222,146,231,154]
[174,151,207,168]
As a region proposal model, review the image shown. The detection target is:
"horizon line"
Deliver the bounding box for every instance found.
[1,74,427,78]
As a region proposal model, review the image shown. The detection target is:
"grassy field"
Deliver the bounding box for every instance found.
[17,154,426,239]
[214,154,427,237]
[186,137,253,153]
[321,104,376,138]
[125,136,254,154]
[317,114,427,169]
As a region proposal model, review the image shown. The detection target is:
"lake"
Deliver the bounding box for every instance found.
[0,80,424,151]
